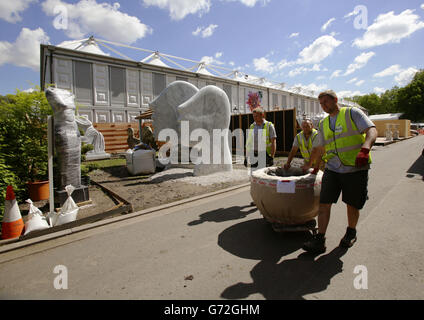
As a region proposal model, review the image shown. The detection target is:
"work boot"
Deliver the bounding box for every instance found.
[339,227,357,248]
[302,233,326,254]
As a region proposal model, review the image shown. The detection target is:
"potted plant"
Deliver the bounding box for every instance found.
[0,88,52,202]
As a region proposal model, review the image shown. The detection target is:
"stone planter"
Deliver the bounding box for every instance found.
[250,167,323,225]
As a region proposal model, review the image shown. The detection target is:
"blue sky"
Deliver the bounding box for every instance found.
[1,0,424,97]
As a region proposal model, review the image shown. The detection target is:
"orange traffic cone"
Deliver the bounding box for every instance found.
[2,186,24,239]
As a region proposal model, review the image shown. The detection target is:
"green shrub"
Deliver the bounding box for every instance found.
[81,142,94,162]
[0,87,52,216]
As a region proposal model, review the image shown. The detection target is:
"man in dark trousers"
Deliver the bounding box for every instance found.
[245,107,277,168]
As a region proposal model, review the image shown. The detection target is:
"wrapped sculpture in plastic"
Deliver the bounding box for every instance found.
[250,167,323,225]
[45,87,81,188]
[75,115,110,160]
[150,81,232,176]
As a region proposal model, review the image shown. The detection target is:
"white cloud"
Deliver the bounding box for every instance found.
[192,27,202,36]
[373,64,402,77]
[330,69,342,79]
[200,56,214,65]
[355,80,365,86]
[288,64,322,77]
[224,0,271,7]
[289,32,299,38]
[200,52,225,66]
[250,54,288,74]
[374,87,385,94]
[321,17,336,32]
[347,77,358,84]
[288,67,305,77]
[338,90,363,98]
[344,51,375,76]
[395,67,418,86]
[0,27,50,71]
[42,0,152,44]
[373,64,418,86]
[0,0,36,23]
[421,3,424,9]
[229,61,235,66]
[296,35,342,64]
[344,9,357,19]
[192,24,218,38]
[277,59,293,70]
[293,83,328,94]
[253,57,275,73]
[142,0,210,20]
[353,9,424,49]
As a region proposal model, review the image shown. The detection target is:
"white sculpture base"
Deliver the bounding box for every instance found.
[85,152,111,161]
[194,164,232,176]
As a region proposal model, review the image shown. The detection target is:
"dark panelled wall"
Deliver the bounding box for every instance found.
[230,108,297,155]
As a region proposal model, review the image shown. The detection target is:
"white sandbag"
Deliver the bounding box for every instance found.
[250,166,323,225]
[126,148,156,175]
[50,185,79,226]
[24,199,50,235]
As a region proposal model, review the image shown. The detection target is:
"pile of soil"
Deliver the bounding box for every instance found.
[88,163,251,213]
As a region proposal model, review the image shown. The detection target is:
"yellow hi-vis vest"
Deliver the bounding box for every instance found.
[296,129,318,163]
[320,107,372,166]
[246,120,272,156]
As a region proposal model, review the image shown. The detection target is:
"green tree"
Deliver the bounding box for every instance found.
[396,70,424,122]
[380,87,400,114]
[352,93,381,115]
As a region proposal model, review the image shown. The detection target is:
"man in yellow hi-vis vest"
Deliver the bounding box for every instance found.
[302,90,378,254]
[245,107,277,168]
[284,118,321,173]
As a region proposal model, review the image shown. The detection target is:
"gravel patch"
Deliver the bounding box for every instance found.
[149,168,250,186]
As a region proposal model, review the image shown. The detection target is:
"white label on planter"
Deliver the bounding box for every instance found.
[277,180,295,193]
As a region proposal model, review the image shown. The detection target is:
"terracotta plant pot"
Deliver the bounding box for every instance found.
[27,180,50,201]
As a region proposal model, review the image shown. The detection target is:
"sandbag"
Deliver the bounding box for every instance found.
[250,166,323,225]
[126,148,156,175]
[49,185,79,226]
[24,199,50,235]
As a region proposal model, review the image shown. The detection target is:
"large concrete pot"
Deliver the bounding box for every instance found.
[250,167,323,225]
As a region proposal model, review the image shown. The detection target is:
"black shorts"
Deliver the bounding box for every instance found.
[320,169,369,210]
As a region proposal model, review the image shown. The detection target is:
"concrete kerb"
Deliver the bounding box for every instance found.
[0,182,251,254]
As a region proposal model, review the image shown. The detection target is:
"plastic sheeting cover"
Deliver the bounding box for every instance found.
[45,87,81,189]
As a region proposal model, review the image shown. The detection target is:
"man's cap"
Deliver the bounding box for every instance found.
[318,89,337,99]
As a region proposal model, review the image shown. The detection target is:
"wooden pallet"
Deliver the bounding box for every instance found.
[94,123,140,154]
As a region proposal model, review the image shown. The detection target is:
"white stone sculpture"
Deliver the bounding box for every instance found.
[385,124,393,141]
[75,115,111,160]
[150,81,232,176]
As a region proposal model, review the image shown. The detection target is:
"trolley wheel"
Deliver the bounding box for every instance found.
[262,216,272,225]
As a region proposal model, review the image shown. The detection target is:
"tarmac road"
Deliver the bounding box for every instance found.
[0,135,423,300]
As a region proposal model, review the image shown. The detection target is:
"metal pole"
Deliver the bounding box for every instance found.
[47,116,54,213]
[138,110,143,144]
